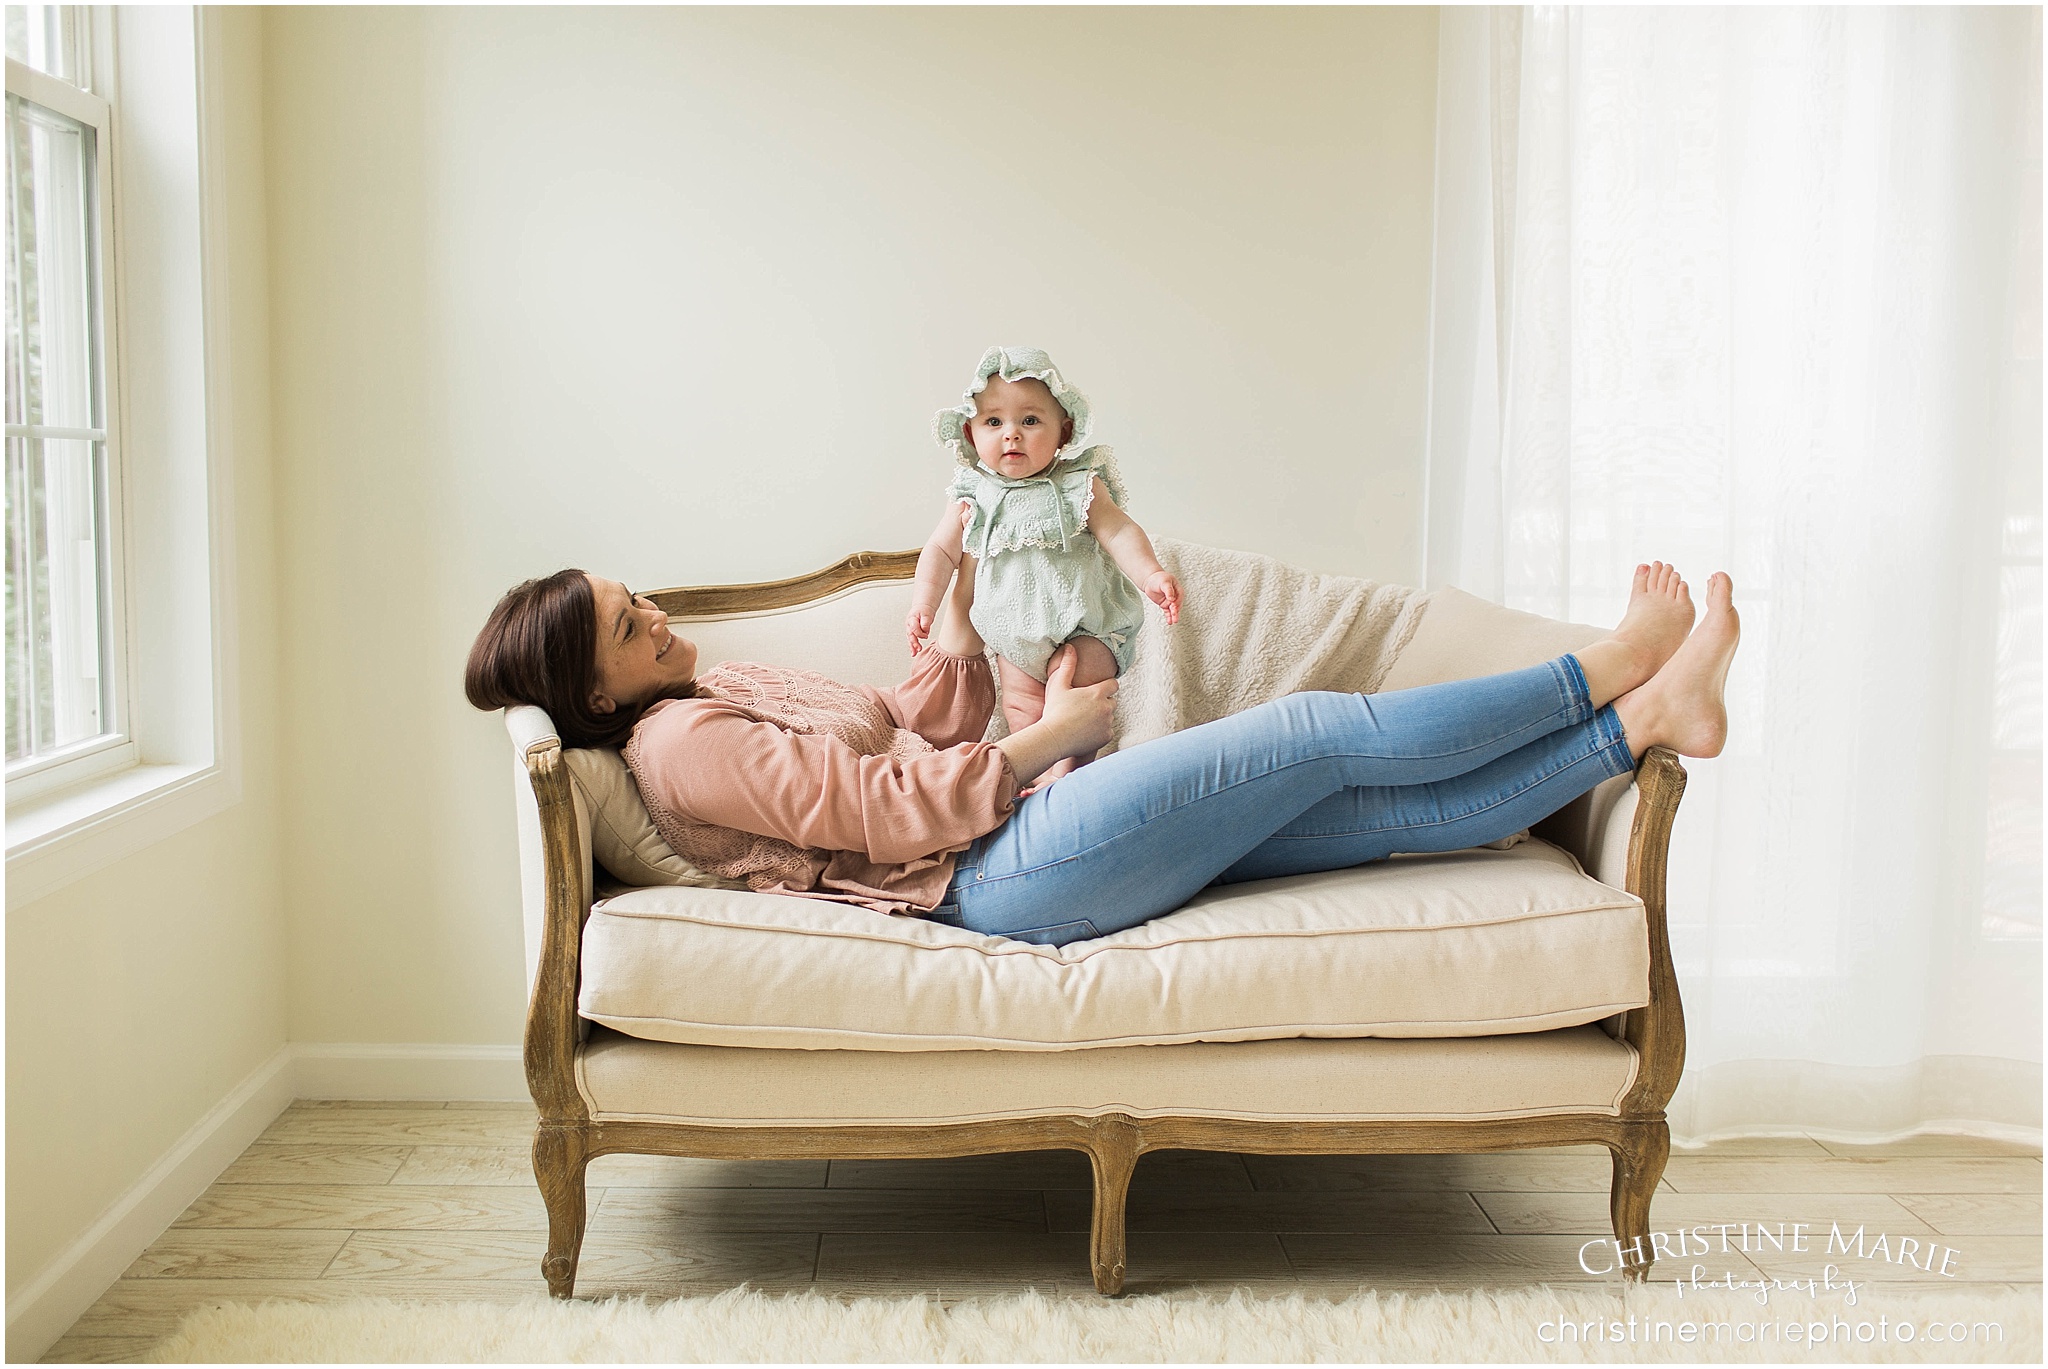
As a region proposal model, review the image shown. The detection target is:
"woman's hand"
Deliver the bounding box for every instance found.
[1039,645,1118,753]
[994,646,1117,787]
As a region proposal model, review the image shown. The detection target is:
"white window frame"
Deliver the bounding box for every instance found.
[6,6,239,909]
[6,29,136,802]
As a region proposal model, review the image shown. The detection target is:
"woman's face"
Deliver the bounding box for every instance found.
[586,574,699,715]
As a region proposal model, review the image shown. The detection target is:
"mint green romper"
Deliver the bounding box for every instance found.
[947,449,1145,683]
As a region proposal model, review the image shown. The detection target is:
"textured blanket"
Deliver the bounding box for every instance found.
[1107,537,1428,753]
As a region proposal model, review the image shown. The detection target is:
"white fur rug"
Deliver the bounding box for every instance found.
[149,1284,2040,1363]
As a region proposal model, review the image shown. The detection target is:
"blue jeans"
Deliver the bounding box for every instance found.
[924,657,1635,946]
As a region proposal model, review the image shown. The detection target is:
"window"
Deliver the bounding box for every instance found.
[6,3,129,801]
[6,5,236,908]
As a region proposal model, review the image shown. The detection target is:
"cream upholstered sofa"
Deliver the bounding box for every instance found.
[501,551,1687,1298]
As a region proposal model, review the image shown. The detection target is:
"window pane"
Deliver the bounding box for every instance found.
[5,87,109,765]
[6,432,103,758]
[5,431,30,757]
[4,5,84,86]
[9,94,97,429]
[2,101,16,428]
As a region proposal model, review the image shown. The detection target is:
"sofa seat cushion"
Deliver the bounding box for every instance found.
[578,839,1650,1052]
[575,1024,1642,1126]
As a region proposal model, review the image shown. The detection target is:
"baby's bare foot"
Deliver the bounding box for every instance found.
[1621,573,1739,758]
[1574,562,1696,705]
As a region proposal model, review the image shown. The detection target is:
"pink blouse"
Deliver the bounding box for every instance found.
[621,647,1017,911]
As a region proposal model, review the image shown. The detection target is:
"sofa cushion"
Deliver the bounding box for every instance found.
[1378,586,1606,692]
[578,838,1650,1052]
[575,1024,1642,1125]
[565,746,748,891]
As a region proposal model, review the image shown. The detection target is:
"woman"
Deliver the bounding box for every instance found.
[466,562,1739,946]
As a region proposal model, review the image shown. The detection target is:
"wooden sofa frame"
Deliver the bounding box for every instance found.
[518,551,1687,1298]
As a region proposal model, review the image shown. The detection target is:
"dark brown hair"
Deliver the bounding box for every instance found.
[464,569,687,749]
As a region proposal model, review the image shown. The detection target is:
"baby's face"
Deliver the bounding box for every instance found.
[967,374,1072,479]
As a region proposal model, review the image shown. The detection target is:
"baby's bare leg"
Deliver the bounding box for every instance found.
[997,656,1048,740]
[1032,637,1120,785]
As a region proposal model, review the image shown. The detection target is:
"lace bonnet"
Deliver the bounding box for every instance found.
[932,346,1100,470]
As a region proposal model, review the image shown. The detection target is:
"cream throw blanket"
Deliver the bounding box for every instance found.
[1106,537,1428,753]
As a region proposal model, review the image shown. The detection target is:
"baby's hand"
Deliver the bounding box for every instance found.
[1016,771,1065,799]
[905,606,934,656]
[1143,571,1182,625]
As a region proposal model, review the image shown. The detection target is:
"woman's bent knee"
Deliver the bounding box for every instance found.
[961,913,1104,947]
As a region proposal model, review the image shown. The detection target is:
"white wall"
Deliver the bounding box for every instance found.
[5,2,287,1320]
[263,6,1441,1049]
[0,7,1435,1348]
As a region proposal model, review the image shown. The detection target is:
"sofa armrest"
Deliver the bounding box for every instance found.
[1537,748,1687,1116]
[523,738,593,1124]
[1615,748,1688,1115]
[1531,773,1637,888]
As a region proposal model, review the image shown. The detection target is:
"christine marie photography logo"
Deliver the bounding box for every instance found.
[1577,1219,1967,1293]
[1527,1219,2006,1353]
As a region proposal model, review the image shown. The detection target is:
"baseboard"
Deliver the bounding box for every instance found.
[3,1043,296,1363]
[291,1041,526,1101]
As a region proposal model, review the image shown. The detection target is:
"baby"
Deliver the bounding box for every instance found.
[907,347,1181,781]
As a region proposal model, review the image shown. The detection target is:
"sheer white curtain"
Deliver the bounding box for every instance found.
[1427,6,2041,1141]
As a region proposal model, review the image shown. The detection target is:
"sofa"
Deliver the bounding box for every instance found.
[500,549,1687,1298]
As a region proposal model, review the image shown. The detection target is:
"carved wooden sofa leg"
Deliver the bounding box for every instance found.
[535,1122,591,1299]
[1087,1117,1143,1295]
[1607,1119,1671,1283]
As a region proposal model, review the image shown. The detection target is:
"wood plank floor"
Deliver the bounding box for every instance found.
[42,1102,2042,1362]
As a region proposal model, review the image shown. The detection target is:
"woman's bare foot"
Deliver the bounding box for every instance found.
[1611,572,1740,758]
[1573,562,1697,706]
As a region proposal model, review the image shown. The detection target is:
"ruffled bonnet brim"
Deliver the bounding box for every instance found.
[932,346,1098,470]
